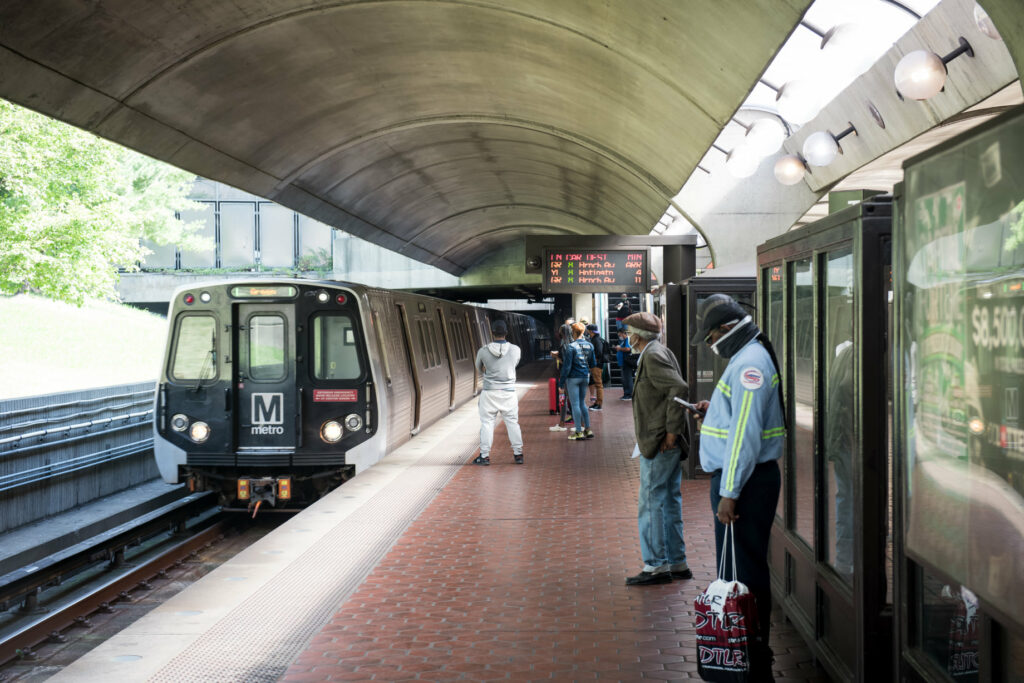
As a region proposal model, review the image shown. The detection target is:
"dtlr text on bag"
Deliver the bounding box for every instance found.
[694,522,759,682]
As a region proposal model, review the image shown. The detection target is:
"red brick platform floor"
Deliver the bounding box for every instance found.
[284,374,829,682]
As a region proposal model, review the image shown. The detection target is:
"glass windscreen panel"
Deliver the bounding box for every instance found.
[768,265,785,521]
[900,111,1024,626]
[313,315,362,380]
[171,315,217,382]
[823,247,855,581]
[248,315,286,381]
[913,565,980,682]
[791,257,815,548]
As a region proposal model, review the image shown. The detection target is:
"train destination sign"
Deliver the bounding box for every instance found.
[542,249,649,293]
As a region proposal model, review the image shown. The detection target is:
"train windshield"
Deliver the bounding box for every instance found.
[171,315,218,382]
[248,315,287,380]
[312,314,362,380]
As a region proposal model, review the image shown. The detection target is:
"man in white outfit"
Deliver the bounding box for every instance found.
[473,319,524,465]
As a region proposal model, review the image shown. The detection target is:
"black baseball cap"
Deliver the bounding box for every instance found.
[690,294,747,345]
[491,319,508,335]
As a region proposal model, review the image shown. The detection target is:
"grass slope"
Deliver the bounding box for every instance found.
[0,294,168,399]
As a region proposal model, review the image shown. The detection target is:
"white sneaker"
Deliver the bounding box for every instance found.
[549,424,568,431]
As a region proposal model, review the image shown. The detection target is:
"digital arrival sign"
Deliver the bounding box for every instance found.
[542,249,649,294]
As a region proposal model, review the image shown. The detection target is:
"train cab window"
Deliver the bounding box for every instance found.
[248,315,287,381]
[312,315,363,380]
[171,315,218,382]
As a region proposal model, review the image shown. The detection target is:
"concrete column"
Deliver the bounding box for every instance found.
[573,293,594,324]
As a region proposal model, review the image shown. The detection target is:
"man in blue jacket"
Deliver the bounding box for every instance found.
[691,294,785,682]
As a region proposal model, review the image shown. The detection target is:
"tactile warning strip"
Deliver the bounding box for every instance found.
[142,390,512,683]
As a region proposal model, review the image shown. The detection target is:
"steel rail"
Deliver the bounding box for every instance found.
[0,516,229,667]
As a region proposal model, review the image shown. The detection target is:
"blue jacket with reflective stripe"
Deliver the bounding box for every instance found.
[698,337,785,498]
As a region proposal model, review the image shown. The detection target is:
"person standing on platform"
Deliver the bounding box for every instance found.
[550,323,576,432]
[622,312,691,586]
[559,322,596,441]
[473,319,524,465]
[613,328,635,400]
[585,324,607,410]
[690,293,785,681]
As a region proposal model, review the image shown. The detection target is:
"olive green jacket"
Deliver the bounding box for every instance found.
[631,340,689,459]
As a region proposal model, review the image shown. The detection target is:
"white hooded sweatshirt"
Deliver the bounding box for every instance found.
[475,341,521,391]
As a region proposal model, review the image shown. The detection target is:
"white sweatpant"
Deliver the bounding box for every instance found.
[478,389,523,457]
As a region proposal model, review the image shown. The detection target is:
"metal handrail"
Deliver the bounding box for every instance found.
[0,396,154,436]
[0,387,154,424]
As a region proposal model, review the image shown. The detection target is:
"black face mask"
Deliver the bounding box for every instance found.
[710,316,760,359]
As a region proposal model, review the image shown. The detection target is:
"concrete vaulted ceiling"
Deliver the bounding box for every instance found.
[0,0,810,275]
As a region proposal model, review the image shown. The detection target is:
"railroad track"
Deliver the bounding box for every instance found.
[0,493,226,667]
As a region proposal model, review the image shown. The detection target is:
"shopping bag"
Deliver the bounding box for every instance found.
[694,523,758,682]
[946,585,979,677]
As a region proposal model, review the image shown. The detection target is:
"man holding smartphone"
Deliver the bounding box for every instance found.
[690,294,785,681]
[621,312,692,586]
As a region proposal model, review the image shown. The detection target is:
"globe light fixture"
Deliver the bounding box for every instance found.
[803,131,840,166]
[894,37,974,101]
[745,118,787,157]
[774,155,808,186]
[974,3,1001,40]
[801,123,858,167]
[725,146,760,178]
[776,80,820,125]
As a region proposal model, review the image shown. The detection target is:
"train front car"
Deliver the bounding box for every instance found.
[154,281,379,509]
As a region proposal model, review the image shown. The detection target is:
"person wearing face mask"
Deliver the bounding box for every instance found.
[620,312,691,586]
[690,293,786,682]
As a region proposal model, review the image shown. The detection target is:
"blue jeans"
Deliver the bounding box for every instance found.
[638,447,685,567]
[566,377,590,431]
[621,364,635,398]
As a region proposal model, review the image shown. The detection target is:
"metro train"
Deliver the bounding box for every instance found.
[153,280,543,509]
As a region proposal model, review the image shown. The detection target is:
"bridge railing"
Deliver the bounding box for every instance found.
[0,382,158,533]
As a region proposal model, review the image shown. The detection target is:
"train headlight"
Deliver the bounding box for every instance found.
[345,414,363,431]
[316,290,330,303]
[321,420,343,443]
[190,421,211,443]
[171,413,189,432]
[199,291,212,303]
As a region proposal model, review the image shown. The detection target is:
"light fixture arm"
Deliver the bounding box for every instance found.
[834,123,857,143]
[940,37,974,66]
[711,144,730,156]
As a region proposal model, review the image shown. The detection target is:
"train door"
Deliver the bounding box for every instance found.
[437,309,456,409]
[235,303,297,450]
[466,311,481,393]
[395,303,422,434]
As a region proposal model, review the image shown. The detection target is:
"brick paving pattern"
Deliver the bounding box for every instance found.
[284,368,829,681]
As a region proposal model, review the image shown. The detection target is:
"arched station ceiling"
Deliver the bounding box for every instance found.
[0,0,810,275]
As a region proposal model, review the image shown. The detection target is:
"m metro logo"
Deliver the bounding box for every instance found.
[251,393,285,435]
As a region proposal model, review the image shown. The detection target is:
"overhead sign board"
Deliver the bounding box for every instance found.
[542,249,649,294]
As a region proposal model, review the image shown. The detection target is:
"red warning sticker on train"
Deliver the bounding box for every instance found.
[313,389,359,402]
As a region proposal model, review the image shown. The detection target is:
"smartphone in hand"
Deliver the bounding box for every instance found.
[673,396,706,417]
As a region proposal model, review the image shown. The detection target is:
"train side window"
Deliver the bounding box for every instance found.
[171,315,218,382]
[372,310,391,384]
[312,315,363,380]
[427,320,439,367]
[248,314,287,381]
[416,319,430,369]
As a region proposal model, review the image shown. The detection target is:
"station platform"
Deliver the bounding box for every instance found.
[50,363,827,682]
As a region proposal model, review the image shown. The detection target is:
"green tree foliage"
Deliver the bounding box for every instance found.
[0,99,210,304]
